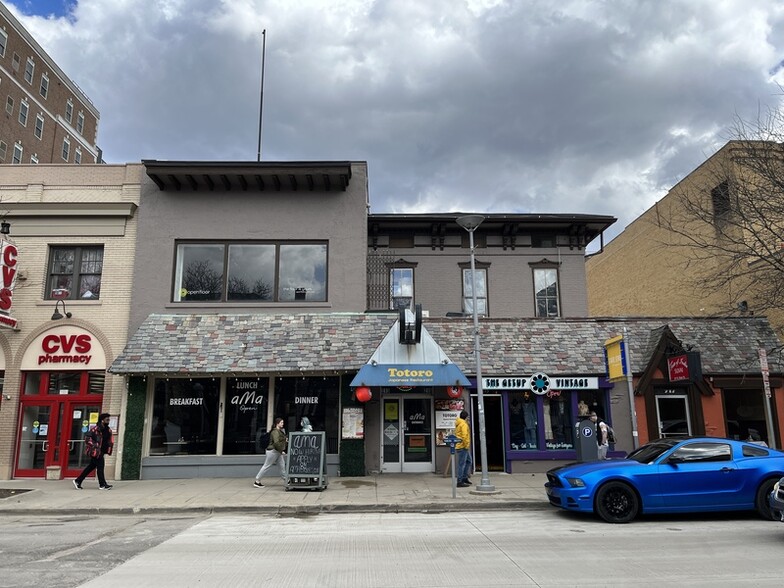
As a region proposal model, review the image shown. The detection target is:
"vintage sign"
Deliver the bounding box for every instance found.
[667,354,690,381]
[0,239,19,329]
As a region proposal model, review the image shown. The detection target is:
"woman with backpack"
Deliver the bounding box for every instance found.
[253,417,287,488]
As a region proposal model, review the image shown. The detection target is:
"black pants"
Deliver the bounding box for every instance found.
[75,455,107,487]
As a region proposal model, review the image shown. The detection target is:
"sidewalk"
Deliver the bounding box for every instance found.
[0,472,549,516]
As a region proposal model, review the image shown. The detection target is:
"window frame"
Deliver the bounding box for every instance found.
[74,147,82,164]
[30,153,38,164]
[76,111,85,134]
[388,264,416,310]
[39,73,49,99]
[531,261,561,318]
[45,245,104,300]
[173,240,329,303]
[18,100,28,126]
[0,30,7,57]
[24,58,34,84]
[459,260,490,316]
[61,137,70,161]
[12,143,22,164]
[65,99,73,123]
[34,114,44,139]
[5,95,13,115]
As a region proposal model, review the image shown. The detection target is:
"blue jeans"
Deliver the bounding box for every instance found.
[457,448,472,483]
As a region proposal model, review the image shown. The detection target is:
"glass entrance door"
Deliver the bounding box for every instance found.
[16,399,102,478]
[656,395,692,438]
[382,396,433,473]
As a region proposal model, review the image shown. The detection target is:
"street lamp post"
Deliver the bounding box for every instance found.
[456,215,495,493]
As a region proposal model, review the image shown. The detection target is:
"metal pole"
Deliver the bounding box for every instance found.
[623,327,639,449]
[256,29,266,162]
[467,227,495,492]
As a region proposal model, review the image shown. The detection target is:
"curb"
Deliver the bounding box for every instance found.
[0,500,550,517]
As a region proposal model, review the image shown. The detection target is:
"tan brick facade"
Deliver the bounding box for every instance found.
[0,164,140,479]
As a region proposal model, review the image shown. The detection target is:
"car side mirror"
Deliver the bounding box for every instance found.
[666,456,683,465]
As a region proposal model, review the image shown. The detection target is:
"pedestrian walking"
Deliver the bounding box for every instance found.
[253,417,287,488]
[73,413,114,490]
[590,411,609,460]
[455,410,472,487]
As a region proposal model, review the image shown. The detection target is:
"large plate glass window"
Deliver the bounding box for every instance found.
[278,244,327,302]
[173,241,327,303]
[150,378,219,455]
[46,245,103,300]
[273,376,339,453]
[223,378,269,455]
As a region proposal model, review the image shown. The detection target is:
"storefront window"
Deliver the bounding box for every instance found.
[23,372,42,395]
[576,390,607,424]
[223,377,269,455]
[544,392,573,449]
[150,378,219,455]
[48,372,81,395]
[274,376,339,453]
[508,391,538,450]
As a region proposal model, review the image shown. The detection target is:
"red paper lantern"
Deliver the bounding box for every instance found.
[447,386,463,399]
[355,386,372,402]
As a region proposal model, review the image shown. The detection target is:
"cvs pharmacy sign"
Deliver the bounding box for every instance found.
[0,240,18,329]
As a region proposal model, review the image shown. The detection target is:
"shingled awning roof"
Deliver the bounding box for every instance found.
[109,314,783,378]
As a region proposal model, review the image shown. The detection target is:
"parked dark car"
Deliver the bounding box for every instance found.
[545,437,784,523]
[770,477,784,521]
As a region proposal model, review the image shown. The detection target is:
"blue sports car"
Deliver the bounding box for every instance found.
[770,477,784,522]
[545,437,784,523]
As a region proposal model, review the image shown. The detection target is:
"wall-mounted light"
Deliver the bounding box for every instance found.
[51,300,72,320]
[0,220,10,236]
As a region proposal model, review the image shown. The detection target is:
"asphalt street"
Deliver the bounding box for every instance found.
[2,510,781,587]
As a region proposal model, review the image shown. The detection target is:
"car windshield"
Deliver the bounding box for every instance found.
[626,441,676,464]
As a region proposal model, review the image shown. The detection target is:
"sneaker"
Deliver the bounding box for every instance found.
[72,480,82,490]
[253,480,264,488]
[457,482,471,488]
[99,485,113,490]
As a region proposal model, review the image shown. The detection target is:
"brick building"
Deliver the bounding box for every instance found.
[0,2,100,164]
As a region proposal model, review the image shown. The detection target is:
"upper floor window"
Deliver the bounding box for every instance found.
[65,99,73,123]
[18,100,28,126]
[532,265,560,318]
[711,181,731,221]
[76,111,84,134]
[461,263,489,316]
[0,30,7,57]
[47,245,103,300]
[389,266,415,310]
[34,114,44,139]
[0,141,6,162]
[74,147,82,164]
[30,153,38,164]
[173,242,327,303]
[12,52,20,72]
[62,137,70,161]
[40,74,49,98]
[5,95,13,115]
[24,58,35,84]
[12,143,22,164]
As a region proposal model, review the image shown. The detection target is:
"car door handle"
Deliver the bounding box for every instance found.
[720,467,735,473]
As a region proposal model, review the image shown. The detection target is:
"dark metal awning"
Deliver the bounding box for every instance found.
[350,363,470,387]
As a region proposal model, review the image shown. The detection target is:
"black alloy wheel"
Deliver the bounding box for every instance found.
[755,477,779,521]
[595,481,640,523]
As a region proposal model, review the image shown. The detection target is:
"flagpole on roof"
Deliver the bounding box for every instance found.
[256,29,267,162]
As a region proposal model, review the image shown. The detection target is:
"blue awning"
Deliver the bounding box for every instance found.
[350,363,470,387]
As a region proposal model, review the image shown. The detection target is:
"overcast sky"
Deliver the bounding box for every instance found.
[7,0,784,246]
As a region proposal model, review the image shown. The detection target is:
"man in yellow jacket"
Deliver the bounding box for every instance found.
[455,410,472,487]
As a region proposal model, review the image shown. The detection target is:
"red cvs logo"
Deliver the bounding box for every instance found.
[0,243,17,312]
[42,334,92,354]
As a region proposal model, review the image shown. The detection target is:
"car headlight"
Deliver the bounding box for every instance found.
[566,477,586,488]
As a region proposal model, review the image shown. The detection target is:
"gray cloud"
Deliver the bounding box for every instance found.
[9,0,784,247]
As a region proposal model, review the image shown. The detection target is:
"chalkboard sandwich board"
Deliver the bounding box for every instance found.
[285,431,328,491]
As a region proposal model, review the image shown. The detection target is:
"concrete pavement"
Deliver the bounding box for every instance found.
[0,472,550,516]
